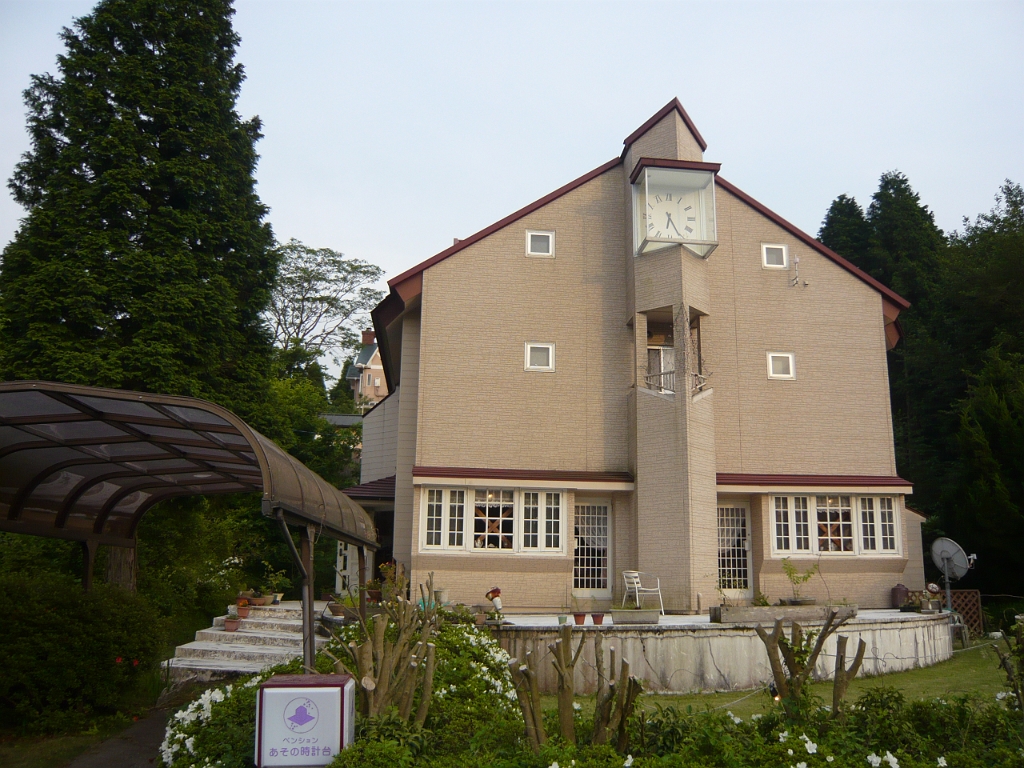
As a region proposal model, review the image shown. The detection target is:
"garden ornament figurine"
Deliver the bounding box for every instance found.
[485,586,502,612]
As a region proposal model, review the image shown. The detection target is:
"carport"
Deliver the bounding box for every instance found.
[0,380,378,672]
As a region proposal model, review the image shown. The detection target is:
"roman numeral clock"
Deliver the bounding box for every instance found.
[631,161,719,259]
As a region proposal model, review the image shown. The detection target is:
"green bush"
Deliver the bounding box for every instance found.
[0,571,163,733]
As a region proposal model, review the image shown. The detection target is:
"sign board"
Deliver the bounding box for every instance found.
[255,674,355,767]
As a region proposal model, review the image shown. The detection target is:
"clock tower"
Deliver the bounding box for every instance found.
[623,100,724,612]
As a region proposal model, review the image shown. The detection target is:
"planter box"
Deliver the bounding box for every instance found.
[610,609,661,625]
[709,605,858,624]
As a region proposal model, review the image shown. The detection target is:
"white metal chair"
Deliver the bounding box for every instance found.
[621,570,665,614]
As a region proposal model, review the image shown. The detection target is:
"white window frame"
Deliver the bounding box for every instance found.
[769,494,903,558]
[526,230,555,258]
[419,486,566,555]
[767,352,796,380]
[761,243,788,269]
[525,342,555,372]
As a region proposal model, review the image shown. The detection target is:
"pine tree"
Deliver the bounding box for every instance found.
[0,0,276,428]
[818,193,871,264]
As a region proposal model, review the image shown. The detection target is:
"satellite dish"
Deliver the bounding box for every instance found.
[931,537,971,580]
[930,537,976,613]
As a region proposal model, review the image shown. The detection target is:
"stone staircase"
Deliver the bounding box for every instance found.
[165,601,332,682]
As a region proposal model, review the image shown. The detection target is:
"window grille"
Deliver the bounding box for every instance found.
[448,490,464,547]
[774,496,790,550]
[523,492,539,548]
[426,489,443,546]
[794,496,810,550]
[545,493,561,548]
[816,495,853,552]
[860,497,877,551]
[574,504,608,589]
[879,498,896,550]
[474,489,514,549]
[717,506,749,590]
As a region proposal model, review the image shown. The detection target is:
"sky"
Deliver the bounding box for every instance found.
[1,0,1022,304]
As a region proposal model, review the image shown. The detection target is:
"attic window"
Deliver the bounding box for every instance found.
[525,343,555,371]
[526,231,554,257]
[767,352,795,380]
[762,244,788,269]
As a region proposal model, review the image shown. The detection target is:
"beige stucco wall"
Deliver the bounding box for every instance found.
[360,389,399,484]
[708,186,897,476]
[414,165,631,473]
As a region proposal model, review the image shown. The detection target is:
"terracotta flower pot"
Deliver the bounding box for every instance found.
[327,603,347,616]
[591,612,605,625]
[573,613,586,625]
[236,605,250,619]
[366,589,383,603]
[224,617,241,632]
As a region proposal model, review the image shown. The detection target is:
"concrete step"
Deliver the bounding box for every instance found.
[213,616,305,633]
[195,627,329,648]
[230,605,305,621]
[174,640,298,664]
[163,656,267,683]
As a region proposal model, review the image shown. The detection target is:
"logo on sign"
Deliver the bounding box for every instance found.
[283,697,319,733]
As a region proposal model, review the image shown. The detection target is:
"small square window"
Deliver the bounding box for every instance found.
[762,243,788,269]
[526,230,554,257]
[373,377,381,387]
[525,343,555,371]
[767,352,795,379]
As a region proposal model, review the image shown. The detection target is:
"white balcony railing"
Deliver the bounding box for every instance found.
[644,370,675,394]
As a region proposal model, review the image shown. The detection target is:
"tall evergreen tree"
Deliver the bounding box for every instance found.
[818,193,871,264]
[0,0,276,428]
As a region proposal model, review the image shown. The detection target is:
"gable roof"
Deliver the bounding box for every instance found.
[715,177,911,310]
[622,98,708,155]
[387,157,623,291]
[354,343,378,366]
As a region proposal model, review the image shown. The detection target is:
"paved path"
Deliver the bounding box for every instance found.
[67,709,169,768]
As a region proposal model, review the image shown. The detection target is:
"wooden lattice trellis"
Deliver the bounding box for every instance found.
[951,589,983,636]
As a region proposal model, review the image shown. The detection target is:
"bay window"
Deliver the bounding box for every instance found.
[771,494,901,556]
[420,487,565,554]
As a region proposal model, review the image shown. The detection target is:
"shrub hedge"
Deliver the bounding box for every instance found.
[0,572,163,733]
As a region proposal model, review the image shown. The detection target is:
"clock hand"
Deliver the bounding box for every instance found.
[665,212,683,237]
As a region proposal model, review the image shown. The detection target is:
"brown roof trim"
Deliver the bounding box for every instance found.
[623,98,708,154]
[387,157,622,289]
[905,506,928,519]
[715,177,911,310]
[629,157,721,185]
[413,466,634,484]
[370,291,405,392]
[717,473,912,488]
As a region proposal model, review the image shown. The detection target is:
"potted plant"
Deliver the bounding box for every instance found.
[263,561,292,604]
[224,616,241,632]
[236,599,251,619]
[591,611,605,625]
[780,558,819,605]
[571,597,586,625]
[363,578,383,603]
[610,602,661,624]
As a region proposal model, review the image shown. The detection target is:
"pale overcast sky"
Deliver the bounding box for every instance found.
[2,0,1022,292]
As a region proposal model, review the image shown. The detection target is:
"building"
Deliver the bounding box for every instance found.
[344,330,387,411]
[352,99,925,612]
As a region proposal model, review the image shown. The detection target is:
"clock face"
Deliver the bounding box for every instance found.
[644,188,700,242]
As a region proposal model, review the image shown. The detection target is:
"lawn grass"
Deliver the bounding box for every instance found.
[543,639,1007,720]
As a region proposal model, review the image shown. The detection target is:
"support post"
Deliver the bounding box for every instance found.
[358,546,367,621]
[81,540,98,592]
[274,510,312,674]
[300,525,316,673]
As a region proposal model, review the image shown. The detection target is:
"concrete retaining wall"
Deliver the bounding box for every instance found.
[493,613,952,694]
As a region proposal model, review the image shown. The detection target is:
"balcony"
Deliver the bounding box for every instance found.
[644,370,676,394]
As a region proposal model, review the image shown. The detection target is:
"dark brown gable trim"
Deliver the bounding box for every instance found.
[386,157,623,289]
[622,98,708,153]
[715,177,911,310]
[629,157,721,185]
[717,473,911,487]
[413,466,635,484]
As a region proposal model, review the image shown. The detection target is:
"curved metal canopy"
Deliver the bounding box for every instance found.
[0,381,377,550]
